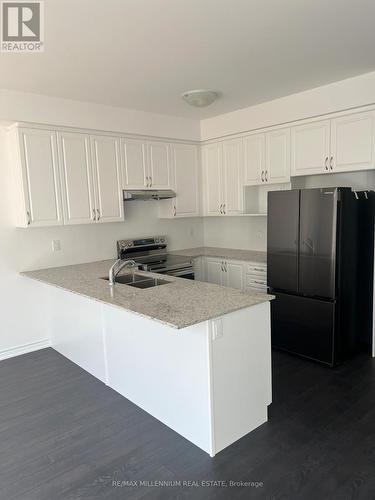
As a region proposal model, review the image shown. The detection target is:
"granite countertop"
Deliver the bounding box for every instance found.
[170,247,267,264]
[22,260,273,329]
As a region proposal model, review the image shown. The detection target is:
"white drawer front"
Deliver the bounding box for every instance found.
[246,262,267,275]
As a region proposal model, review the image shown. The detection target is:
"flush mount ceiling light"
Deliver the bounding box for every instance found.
[181,89,219,107]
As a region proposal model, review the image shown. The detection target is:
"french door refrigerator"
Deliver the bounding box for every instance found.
[267,187,366,367]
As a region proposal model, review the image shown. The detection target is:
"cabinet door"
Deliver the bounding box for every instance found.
[243,133,264,185]
[122,138,147,188]
[225,261,244,290]
[291,120,331,176]
[222,138,243,215]
[91,135,124,223]
[206,258,224,285]
[331,112,375,172]
[172,144,200,217]
[58,132,96,225]
[17,127,63,227]
[147,141,171,189]
[203,143,222,216]
[266,129,290,183]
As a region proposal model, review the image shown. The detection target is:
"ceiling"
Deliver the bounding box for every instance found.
[1,0,375,119]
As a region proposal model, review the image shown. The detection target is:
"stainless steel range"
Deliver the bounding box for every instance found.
[117,236,194,280]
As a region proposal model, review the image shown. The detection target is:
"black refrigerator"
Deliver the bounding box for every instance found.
[267,187,374,367]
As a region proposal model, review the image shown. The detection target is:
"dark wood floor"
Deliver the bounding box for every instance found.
[1,348,375,500]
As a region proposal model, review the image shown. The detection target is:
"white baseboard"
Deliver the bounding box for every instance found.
[0,339,51,361]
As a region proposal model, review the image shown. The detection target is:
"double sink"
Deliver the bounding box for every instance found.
[102,273,171,289]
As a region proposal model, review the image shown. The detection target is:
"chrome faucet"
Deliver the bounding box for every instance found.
[108,259,136,286]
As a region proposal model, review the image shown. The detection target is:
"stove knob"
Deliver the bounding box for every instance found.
[160,238,165,243]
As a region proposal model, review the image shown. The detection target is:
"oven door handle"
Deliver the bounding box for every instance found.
[165,269,194,277]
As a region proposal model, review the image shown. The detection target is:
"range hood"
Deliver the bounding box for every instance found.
[123,189,176,201]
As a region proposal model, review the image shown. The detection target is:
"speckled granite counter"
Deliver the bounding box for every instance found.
[170,247,267,264]
[22,260,273,329]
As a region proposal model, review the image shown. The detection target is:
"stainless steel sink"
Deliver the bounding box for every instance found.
[101,273,170,288]
[126,278,170,289]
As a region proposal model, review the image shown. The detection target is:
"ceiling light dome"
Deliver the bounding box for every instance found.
[181,89,219,107]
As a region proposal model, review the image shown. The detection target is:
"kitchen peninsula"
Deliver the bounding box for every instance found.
[23,260,273,457]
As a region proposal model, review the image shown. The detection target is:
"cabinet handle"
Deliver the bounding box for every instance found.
[92,209,96,221]
[173,205,176,217]
[325,156,329,170]
[261,170,264,182]
[223,203,226,214]
[330,156,333,170]
[253,280,266,285]
[150,176,152,187]
[219,203,223,214]
[97,209,101,221]
[26,211,31,226]
[221,261,224,272]
[225,262,227,272]
[265,170,268,182]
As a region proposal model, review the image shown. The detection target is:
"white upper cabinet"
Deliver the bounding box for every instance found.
[330,112,375,172]
[147,141,171,189]
[122,138,148,189]
[265,129,290,183]
[291,119,331,176]
[15,127,63,227]
[172,144,200,217]
[203,143,223,216]
[243,133,265,185]
[58,132,95,225]
[203,140,243,216]
[158,143,200,218]
[90,135,124,223]
[222,138,243,215]
[291,112,375,176]
[122,139,171,190]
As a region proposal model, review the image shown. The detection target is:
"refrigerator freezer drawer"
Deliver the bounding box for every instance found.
[271,292,336,366]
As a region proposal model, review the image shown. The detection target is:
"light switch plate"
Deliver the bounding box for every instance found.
[52,239,61,252]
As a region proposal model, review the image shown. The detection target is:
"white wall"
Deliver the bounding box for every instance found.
[203,217,266,251]
[201,70,375,140]
[0,88,201,141]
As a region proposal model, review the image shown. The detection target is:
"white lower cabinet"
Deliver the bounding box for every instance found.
[225,261,244,290]
[244,262,267,293]
[204,257,244,290]
[203,257,267,293]
[193,257,204,281]
[206,258,224,285]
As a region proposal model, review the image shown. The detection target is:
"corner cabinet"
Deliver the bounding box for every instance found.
[202,138,243,216]
[158,143,200,218]
[9,126,124,227]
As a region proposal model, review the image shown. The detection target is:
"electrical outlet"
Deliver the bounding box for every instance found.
[256,231,264,239]
[52,239,61,252]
